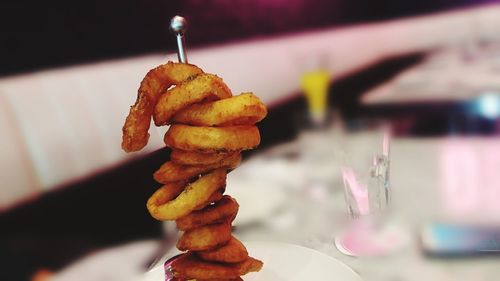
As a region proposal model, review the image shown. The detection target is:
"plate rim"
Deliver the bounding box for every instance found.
[144,241,363,281]
[243,241,363,281]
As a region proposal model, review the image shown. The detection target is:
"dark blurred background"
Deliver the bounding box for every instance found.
[0,0,493,76]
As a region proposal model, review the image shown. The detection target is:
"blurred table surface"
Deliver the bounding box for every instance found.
[362,47,500,105]
[232,136,500,281]
[49,136,500,281]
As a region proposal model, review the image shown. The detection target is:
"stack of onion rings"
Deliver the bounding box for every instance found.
[122,62,267,280]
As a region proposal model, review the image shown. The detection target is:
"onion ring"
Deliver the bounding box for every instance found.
[146,181,186,207]
[198,278,243,281]
[172,252,263,280]
[122,62,202,152]
[173,93,267,126]
[176,195,239,231]
[196,236,248,263]
[170,150,238,166]
[164,125,260,152]
[177,222,232,251]
[196,277,243,281]
[126,62,266,279]
[146,169,226,220]
[193,188,225,211]
[153,74,232,126]
[154,153,241,184]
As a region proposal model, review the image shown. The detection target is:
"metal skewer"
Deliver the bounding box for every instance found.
[143,16,189,273]
[170,15,189,63]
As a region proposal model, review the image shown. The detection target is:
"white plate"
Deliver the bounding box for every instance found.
[142,242,363,281]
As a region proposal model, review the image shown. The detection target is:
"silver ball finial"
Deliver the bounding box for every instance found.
[170,16,188,35]
[170,15,189,63]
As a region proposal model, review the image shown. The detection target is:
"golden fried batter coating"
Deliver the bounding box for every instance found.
[125,62,265,279]
[154,153,241,184]
[177,223,232,251]
[146,181,186,206]
[193,189,225,211]
[170,150,239,166]
[122,62,202,152]
[172,253,263,280]
[176,195,239,231]
[196,277,243,281]
[164,125,260,152]
[196,236,248,263]
[153,74,232,126]
[147,169,226,220]
[173,93,267,126]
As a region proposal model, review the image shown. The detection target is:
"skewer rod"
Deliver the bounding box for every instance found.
[170,16,189,63]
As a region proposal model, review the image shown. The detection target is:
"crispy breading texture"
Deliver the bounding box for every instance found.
[176,195,239,231]
[164,125,260,152]
[153,74,232,126]
[196,277,243,281]
[154,154,241,184]
[194,277,243,281]
[173,93,267,126]
[122,62,202,152]
[193,189,225,211]
[170,150,239,166]
[147,181,186,206]
[126,62,265,279]
[146,169,226,220]
[172,253,263,280]
[196,236,248,263]
[177,223,232,251]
